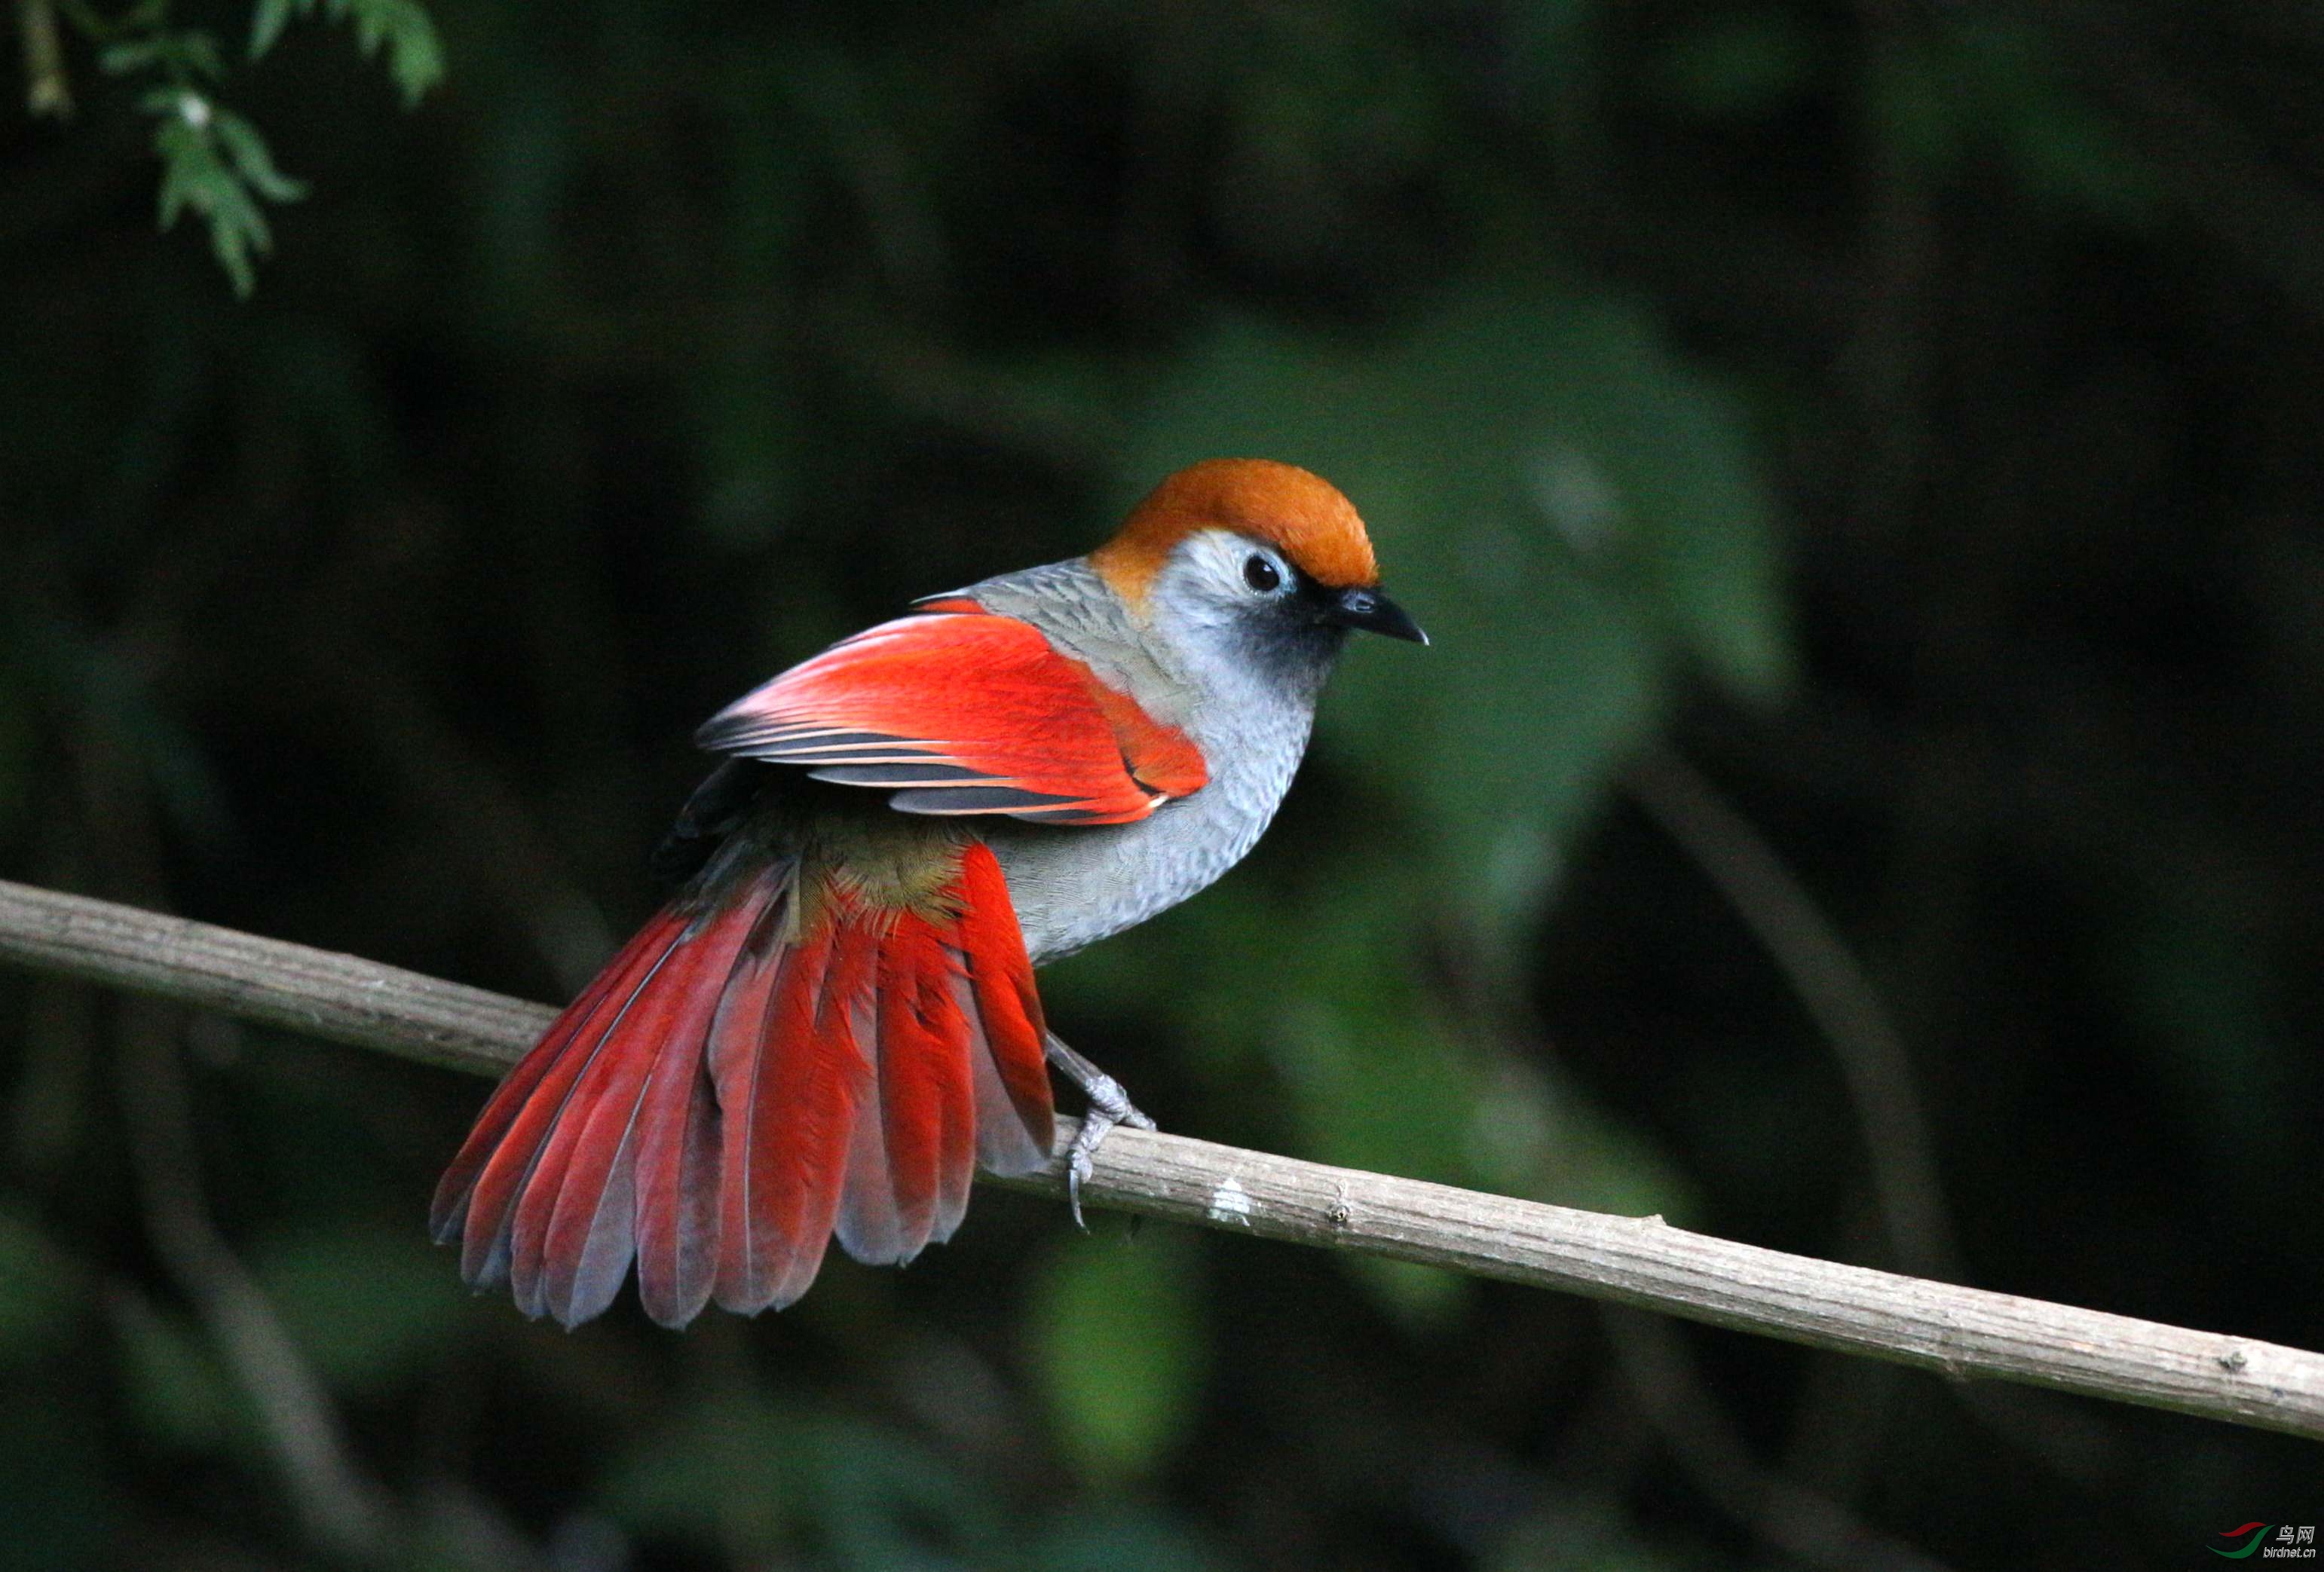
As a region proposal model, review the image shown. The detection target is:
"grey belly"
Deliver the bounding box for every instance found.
[988,787,1272,964]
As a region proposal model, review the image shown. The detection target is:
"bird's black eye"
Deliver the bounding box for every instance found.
[1243,553,1283,593]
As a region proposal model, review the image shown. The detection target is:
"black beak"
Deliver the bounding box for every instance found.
[1327,586,1429,644]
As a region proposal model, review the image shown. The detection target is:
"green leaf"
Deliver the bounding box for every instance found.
[1029,1225,1208,1481]
[153,114,271,296]
[250,0,443,104]
[212,109,309,203]
[338,0,445,106]
[249,0,302,60]
[106,28,225,79]
[142,93,308,298]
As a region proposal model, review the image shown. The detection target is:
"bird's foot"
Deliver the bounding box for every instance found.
[1044,1032,1156,1229]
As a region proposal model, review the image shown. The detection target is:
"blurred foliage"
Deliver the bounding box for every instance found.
[250,0,443,106]
[111,1290,251,1452]
[0,1203,75,1353]
[6,0,2324,1568]
[1029,1223,1208,1480]
[57,0,439,293]
[253,1222,479,1396]
[602,1393,993,1566]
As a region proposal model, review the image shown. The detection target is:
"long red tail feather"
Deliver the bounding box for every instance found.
[433,840,1055,1328]
[956,843,1055,1174]
[525,894,767,1325]
[430,910,687,1288]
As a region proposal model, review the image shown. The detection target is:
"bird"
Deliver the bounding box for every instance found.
[430,458,1426,1329]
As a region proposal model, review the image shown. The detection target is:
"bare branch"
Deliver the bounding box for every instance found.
[3,877,2319,1442]
[0,876,556,1075]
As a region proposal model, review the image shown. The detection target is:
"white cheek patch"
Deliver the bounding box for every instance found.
[1153,529,1284,630]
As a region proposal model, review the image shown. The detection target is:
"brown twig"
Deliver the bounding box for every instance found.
[2,876,2320,1441]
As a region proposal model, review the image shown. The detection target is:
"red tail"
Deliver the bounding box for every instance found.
[430,843,1055,1328]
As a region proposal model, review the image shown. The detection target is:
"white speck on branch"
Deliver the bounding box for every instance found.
[1207,1176,1253,1226]
[1,877,2318,1442]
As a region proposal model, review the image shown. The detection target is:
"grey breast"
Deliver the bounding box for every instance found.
[961,558,1323,965]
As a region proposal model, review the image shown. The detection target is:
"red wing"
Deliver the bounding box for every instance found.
[696,607,1207,826]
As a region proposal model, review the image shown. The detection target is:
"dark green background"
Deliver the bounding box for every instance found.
[4,2,2319,1567]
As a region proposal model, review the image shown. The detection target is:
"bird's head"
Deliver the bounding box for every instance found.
[1092,460,1427,685]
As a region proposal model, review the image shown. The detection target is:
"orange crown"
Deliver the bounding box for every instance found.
[1092,459,1379,605]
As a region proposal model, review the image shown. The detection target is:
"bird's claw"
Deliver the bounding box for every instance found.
[1046,1032,1154,1229]
[1066,1143,1095,1230]
[1063,1096,1156,1229]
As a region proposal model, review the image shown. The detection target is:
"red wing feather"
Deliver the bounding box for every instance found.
[697,608,1206,825]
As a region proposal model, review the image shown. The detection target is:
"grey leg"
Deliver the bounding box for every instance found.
[1043,1032,1156,1228]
